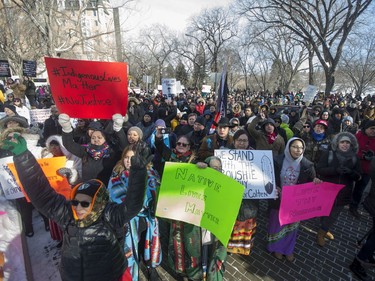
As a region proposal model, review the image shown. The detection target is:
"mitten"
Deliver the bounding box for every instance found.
[131,143,153,170]
[57,167,80,185]
[112,114,124,132]
[1,134,27,156]
[363,150,374,161]
[58,114,73,133]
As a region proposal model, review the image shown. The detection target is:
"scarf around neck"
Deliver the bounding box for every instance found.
[280,137,304,187]
[266,132,277,144]
[86,142,110,160]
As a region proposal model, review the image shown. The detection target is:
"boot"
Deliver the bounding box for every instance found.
[325,231,334,240]
[147,267,161,281]
[317,229,326,247]
[350,257,370,281]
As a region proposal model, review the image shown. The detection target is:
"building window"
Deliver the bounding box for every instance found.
[65,0,80,10]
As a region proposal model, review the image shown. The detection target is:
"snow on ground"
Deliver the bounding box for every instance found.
[0,193,62,281]
[27,210,61,281]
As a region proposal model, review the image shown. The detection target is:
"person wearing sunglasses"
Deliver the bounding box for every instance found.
[1,133,150,281]
[246,113,285,157]
[154,131,202,280]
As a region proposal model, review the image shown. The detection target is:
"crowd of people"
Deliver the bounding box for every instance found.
[0,80,375,281]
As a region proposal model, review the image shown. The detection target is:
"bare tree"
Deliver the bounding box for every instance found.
[188,7,238,75]
[253,26,308,93]
[0,0,136,75]
[235,0,373,95]
[337,26,375,96]
[133,25,177,85]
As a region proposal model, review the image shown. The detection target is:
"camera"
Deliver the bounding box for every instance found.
[160,127,171,134]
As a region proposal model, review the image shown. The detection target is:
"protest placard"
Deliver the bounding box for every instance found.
[215,149,276,199]
[45,57,128,119]
[279,182,344,226]
[0,60,11,77]
[30,108,51,124]
[304,85,317,102]
[22,60,37,77]
[161,78,177,100]
[0,157,24,199]
[156,162,244,247]
[7,156,72,201]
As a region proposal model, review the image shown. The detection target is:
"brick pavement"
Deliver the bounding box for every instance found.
[140,201,374,281]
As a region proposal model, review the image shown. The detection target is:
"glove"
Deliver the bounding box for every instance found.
[58,114,73,133]
[57,167,80,185]
[112,114,124,132]
[363,150,374,161]
[336,167,351,174]
[1,134,27,156]
[131,142,153,170]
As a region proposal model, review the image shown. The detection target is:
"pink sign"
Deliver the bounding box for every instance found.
[279,182,344,226]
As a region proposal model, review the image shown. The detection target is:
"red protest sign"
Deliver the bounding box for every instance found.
[45,57,128,119]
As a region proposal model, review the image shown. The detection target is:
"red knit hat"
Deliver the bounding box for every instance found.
[314,119,328,129]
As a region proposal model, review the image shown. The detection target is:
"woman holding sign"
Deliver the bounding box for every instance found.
[267,137,319,262]
[227,129,258,256]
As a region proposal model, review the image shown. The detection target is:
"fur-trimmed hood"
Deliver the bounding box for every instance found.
[128,96,141,105]
[331,132,358,153]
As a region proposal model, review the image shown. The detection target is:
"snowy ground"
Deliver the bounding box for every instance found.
[26,210,61,281]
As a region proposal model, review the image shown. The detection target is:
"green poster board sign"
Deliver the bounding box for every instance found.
[156,162,244,246]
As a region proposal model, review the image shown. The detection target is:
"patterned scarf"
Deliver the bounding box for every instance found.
[86,142,110,160]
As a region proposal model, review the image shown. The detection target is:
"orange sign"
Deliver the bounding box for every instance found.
[7,156,72,201]
[45,57,128,119]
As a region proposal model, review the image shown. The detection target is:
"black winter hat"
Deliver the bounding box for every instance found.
[88,121,103,131]
[195,116,207,126]
[363,120,375,130]
[75,179,103,198]
[4,104,17,115]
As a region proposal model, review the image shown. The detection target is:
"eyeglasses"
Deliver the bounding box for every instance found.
[232,123,239,126]
[236,139,248,143]
[290,146,304,150]
[177,142,190,147]
[71,200,91,208]
[303,125,310,128]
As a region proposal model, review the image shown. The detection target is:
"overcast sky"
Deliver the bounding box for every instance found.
[120,0,233,34]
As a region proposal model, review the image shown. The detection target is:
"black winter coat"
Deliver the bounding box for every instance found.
[62,131,123,183]
[14,150,147,281]
[269,155,316,209]
[317,150,362,205]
